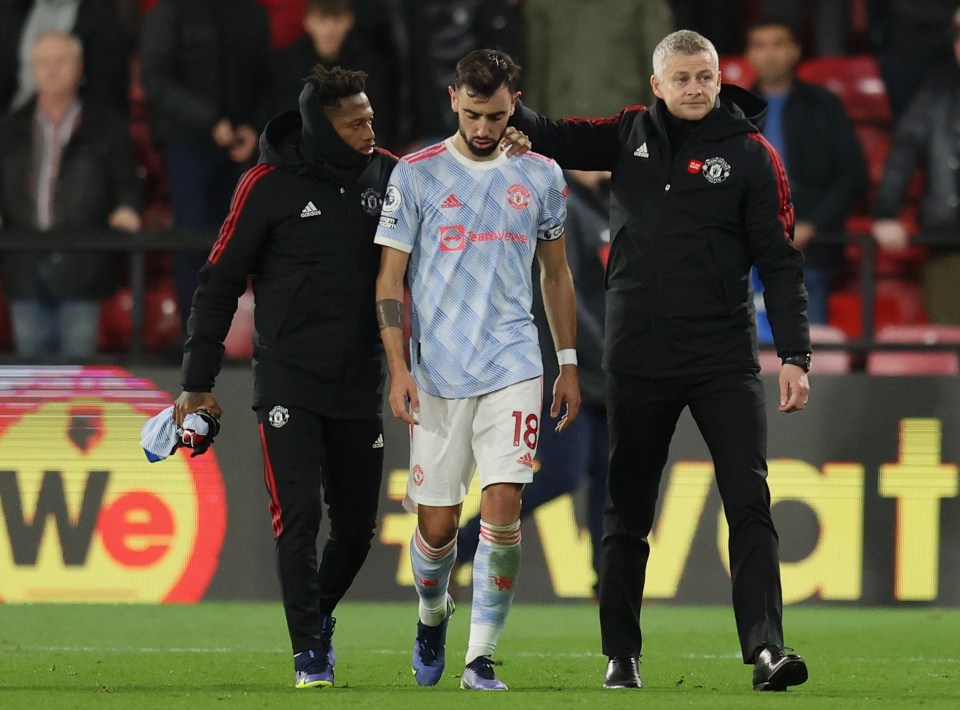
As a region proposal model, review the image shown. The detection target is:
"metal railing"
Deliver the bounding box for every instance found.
[767,228,960,361]
[1,228,214,359]
[1,226,958,363]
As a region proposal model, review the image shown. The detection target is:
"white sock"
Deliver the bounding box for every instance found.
[466,520,521,664]
[410,527,456,626]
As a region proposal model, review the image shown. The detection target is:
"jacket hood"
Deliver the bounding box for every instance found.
[259,110,304,168]
[718,83,767,131]
[257,83,370,183]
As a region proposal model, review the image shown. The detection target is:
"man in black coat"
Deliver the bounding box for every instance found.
[171,66,394,690]
[871,7,960,325]
[270,0,398,151]
[139,0,272,333]
[0,31,140,358]
[398,0,526,148]
[0,0,130,114]
[745,16,868,325]
[510,29,811,692]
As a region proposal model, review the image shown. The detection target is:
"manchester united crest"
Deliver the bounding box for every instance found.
[360,187,382,215]
[701,157,731,184]
[507,184,532,210]
[268,406,289,428]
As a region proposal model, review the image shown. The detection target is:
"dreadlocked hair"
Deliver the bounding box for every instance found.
[302,65,368,110]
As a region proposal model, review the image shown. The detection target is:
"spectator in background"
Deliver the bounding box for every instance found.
[868,0,957,115]
[258,0,308,50]
[523,0,672,115]
[746,16,867,324]
[871,6,960,325]
[139,0,272,333]
[0,31,141,358]
[139,0,308,50]
[399,0,525,148]
[668,0,743,54]
[456,170,611,593]
[271,0,398,150]
[0,0,130,114]
[760,1,850,56]
[113,0,143,42]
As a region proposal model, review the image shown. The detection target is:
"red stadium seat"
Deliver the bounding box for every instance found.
[840,229,926,283]
[257,0,307,50]
[719,56,756,89]
[875,279,927,323]
[98,281,181,354]
[720,55,892,126]
[867,325,960,375]
[796,55,892,125]
[98,288,133,352]
[828,278,927,338]
[845,125,924,228]
[144,279,182,352]
[853,124,891,197]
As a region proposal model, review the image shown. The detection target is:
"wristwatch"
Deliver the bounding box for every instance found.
[781,353,811,372]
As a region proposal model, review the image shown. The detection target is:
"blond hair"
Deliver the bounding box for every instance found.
[652,30,718,78]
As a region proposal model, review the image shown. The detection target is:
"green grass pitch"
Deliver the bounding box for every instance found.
[1,603,958,708]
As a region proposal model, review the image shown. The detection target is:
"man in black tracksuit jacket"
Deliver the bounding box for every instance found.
[511,30,812,691]
[173,66,397,689]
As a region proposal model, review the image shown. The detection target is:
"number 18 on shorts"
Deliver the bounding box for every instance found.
[403,377,543,512]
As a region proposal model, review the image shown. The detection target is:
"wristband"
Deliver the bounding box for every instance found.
[557,349,578,367]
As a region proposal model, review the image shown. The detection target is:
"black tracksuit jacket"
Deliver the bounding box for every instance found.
[512,84,810,378]
[181,111,398,417]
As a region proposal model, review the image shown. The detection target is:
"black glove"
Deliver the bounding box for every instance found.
[176,408,221,457]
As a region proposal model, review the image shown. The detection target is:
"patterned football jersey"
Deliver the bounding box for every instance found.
[375,138,567,398]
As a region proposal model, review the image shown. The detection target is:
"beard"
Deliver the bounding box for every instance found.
[459,125,504,157]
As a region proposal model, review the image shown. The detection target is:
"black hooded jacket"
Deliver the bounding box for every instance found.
[511,84,810,378]
[180,105,398,418]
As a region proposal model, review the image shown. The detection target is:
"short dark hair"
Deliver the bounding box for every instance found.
[747,15,801,44]
[303,65,367,110]
[454,49,521,96]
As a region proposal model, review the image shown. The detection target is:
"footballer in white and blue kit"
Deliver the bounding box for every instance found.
[375,137,567,399]
[375,49,581,691]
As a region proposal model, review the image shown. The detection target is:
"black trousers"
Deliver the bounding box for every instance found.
[257,406,384,654]
[599,370,783,663]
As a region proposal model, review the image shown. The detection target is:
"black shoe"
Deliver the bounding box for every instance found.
[603,655,642,689]
[752,644,808,691]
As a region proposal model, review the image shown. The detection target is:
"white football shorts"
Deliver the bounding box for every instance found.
[403,376,543,512]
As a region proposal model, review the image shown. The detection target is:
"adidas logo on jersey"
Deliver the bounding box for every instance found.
[516,452,534,469]
[441,193,463,208]
[372,433,384,449]
[634,142,649,158]
[300,201,322,218]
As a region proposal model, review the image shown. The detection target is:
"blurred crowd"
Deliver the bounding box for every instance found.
[0,0,959,362]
